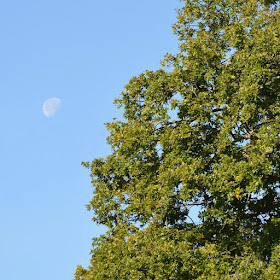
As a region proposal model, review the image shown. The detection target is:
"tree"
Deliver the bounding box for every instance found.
[75,0,280,278]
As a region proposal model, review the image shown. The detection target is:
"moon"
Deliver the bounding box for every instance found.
[42,97,61,118]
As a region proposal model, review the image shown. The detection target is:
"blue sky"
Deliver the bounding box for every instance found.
[0,0,181,279]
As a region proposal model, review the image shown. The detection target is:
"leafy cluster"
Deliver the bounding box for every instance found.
[75,0,280,279]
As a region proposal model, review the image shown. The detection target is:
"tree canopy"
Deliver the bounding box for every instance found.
[75,0,280,279]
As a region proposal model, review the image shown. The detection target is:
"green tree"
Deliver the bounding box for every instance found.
[75,0,280,279]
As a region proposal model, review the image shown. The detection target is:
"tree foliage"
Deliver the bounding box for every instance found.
[75,0,280,278]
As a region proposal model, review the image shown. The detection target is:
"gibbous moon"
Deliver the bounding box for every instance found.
[43,97,61,118]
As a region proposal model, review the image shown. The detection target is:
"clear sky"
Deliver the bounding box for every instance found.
[0,0,181,279]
